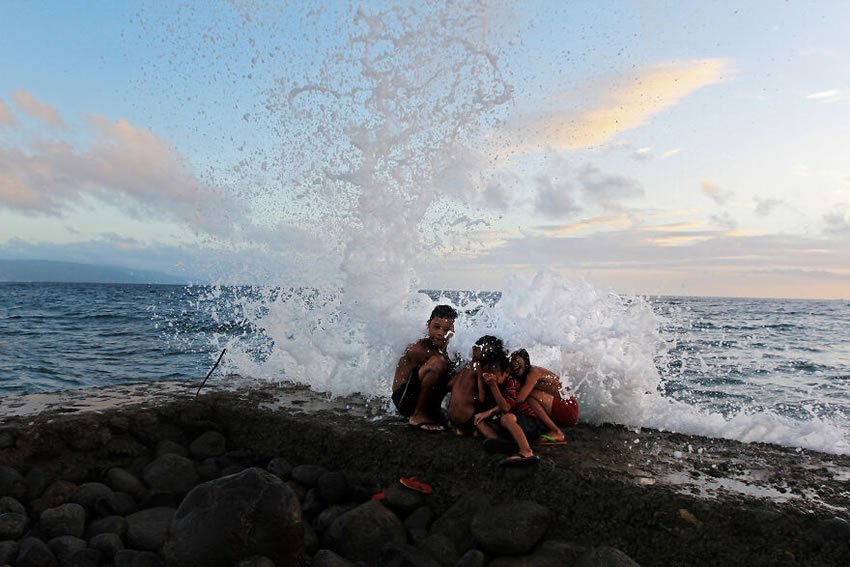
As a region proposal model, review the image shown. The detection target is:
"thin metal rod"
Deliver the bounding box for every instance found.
[195,348,227,397]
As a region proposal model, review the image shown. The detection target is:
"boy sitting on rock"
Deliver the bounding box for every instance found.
[473,345,543,465]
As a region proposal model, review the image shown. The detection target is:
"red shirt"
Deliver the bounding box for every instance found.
[502,376,537,418]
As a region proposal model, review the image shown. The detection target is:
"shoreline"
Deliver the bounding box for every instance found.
[1,380,849,565]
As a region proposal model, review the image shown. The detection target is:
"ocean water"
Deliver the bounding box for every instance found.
[1,279,848,456]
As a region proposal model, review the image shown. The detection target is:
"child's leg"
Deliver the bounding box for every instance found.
[499,413,533,457]
[475,418,500,439]
[526,396,564,442]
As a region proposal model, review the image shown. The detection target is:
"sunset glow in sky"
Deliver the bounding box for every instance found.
[1,1,849,299]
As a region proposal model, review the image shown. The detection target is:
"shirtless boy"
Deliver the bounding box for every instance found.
[392,304,458,431]
[509,348,579,442]
[447,335,503,434]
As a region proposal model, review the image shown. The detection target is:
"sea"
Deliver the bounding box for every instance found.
[1,279,848,456]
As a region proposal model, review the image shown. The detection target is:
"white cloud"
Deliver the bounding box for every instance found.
[753,196,783,216]
[701,180,733,205]
[805,89,849,104]
[578,164,643,210]
[13,90,65,127]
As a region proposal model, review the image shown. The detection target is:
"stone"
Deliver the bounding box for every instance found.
[125,507,176,551]
[86,515,127,538]
[471,500,551,555]
[0,465,27,500]
[235,556,276,567]
[70,482,114,514]
[95,491,139,517]
[322,500,406,564]
[90,532,125,561]
[155,440,188,459]
[812,516,850,541]
[106,468,148,502]
[456,549,485,567]
[25,467,52,501]
[304,522,319,555]
[312,548,357,567]
[69,547,103,567]
[0,495,26,515]
[47,535,87,565]
[416,533,458,567]
[318,471,349,505]
[0,429,14,449]
[303,487,324,519]
[16,536,58,567]
[196,458,220,481]
[114,549,163,567]
[266,457,293,480]
[142,453,199,495]
[162,467,303,567]
[575,546,642,567]
[292,464,327,487]
[189,431,227,459]
[31,480,76,517]
[378,542,442,567]
[41,502,87,538]
[344,470,381,502]
[384,482,424,516]
[0,511,30,540]
[0,540,20,566]
[428,490,490,554]
[313,504,354,535]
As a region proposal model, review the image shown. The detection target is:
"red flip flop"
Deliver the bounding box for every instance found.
[399,476,433,494]
[371,489,386,500]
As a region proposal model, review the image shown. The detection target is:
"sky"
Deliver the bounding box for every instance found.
[1,1,849,299]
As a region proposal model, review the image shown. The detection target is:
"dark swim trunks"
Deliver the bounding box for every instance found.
[515,412,546,441]
[392,366,421,417]
[551,396,579,427]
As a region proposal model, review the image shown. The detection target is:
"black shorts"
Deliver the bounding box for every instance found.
[391,366,420,417]
[514,412,545,441]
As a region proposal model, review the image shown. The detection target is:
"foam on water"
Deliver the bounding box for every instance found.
[159,2,848,455]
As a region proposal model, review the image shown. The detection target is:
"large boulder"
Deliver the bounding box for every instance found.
[322,500,406,564]
[142,454,199,495]
[125,507,176,551]
[470,500,551,555]
[162,467,303,567]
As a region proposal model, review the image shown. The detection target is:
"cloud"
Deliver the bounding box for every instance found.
[710,212,737,230]
[0,100,17,127]
[533,171,578,219]
[701,180,733,205]
[805,89,849,104]
[753,196,783,216]
[13,90,65,127]
[578,164,643,210]
[0,103,246,237]
[823,206,850,235]
[507,58,733,150]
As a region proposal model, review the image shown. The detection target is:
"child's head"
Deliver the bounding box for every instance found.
[480,340,509,382]
[426,304,458,350]
[510,349,531,380]
[472,335,503,362]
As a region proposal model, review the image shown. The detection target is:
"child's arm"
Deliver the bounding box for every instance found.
[484,374,513,413]
[473,405,500,425]
[513,373,539,404]
[476,362,489,403]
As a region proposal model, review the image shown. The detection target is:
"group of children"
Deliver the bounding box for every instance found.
[391,305,579,466]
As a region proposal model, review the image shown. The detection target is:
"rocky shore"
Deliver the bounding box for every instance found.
[0,379,849,566]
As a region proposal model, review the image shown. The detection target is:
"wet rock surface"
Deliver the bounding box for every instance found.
[0,380,847,566]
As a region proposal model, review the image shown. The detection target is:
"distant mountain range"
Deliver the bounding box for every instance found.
[0,259,198,285]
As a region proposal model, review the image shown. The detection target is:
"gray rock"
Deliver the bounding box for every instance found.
[0,495,26,515]
[312,548,357,567]
[314,504,354,535]
[86,514,127,538]
[0,429,14,449]
[142,453,199,495]
[456,549,485,567]
[344,470,381,503]
[304,521,319,555]
[31,480,76,517]
[322,500,406,564]
[69,482,113,514]
[155,440,188,459]
[95,491,138,517]
[378,542,442,567]
[114,548,162,567]
[106,468,148,502]
[0,540,20,565]
[25,467,52,501]
[125,507,176,551]
[189,431,226,460]
[416,533,458,567]
[471,500,550,555]
[196,458,220,481]
[576,545,642,567]
[428,490,490,554]
[286,480,307,503]
[47,535,87,565]
[405,506,434,532]
[812,516,850,541]
[220,465,244,477]
[235,556,276,567]
[384,482,424,516]
[292,464,327,487]
[0,511,30,540]
[266,457,293,480]
[41,502,87,538]
[0,466,27,500]
[303,487,324,519]
[16,536,58,567]
[162,467,303,567]
[318,471,349,505]
[90,531,125,560]
[68,547,103,567]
